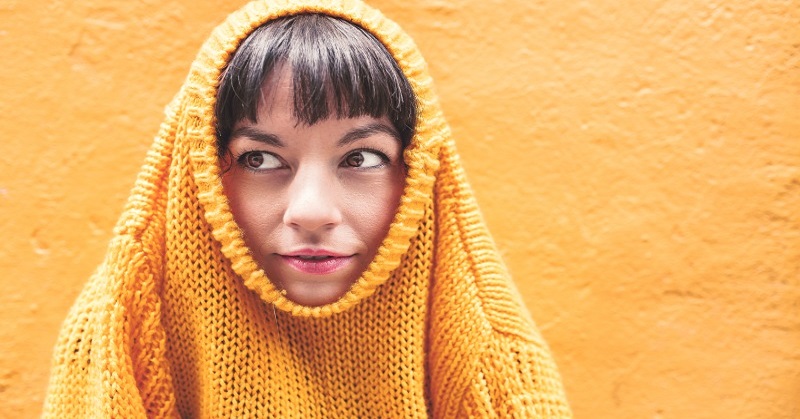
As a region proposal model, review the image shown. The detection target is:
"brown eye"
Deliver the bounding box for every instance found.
[239,151,282,170]
[246,153,264,168]
[343,150,386,168]
[345,152,365,167]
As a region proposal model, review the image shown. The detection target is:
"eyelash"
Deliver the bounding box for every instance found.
[341,147,392,169]
[232,147,394,172]
[234,149,285,172]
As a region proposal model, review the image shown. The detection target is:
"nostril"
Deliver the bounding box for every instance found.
[283,196,342,231]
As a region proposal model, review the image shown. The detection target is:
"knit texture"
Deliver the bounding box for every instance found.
[43,0,572,417]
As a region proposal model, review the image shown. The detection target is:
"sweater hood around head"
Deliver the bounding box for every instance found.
[121,0,446,317]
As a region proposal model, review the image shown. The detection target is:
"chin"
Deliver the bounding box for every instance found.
[280,279,355,307]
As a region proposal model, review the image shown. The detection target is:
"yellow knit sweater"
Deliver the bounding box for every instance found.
[43,0,572,417]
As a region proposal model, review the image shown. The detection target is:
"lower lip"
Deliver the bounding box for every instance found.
[281,256,353,275]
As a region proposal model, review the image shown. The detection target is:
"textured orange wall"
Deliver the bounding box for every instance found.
[1,1,798,417]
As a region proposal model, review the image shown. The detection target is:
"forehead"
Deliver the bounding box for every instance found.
[233,67,398,140]
[253,66,295,120]
[253,64,378,128]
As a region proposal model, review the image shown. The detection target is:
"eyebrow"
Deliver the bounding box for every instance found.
[230,126,285,147]
[338,122,401,147]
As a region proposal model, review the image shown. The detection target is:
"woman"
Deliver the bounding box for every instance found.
[44,1,572,417]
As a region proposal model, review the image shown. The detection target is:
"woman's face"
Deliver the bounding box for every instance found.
[221,70,405,307]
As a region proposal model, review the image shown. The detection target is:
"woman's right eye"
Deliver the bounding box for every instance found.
[239,151,283,171]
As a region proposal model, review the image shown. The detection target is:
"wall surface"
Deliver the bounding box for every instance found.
[1,0,798,418]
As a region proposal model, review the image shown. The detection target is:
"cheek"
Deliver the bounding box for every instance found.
[222,174,283,234]
[343,171,405,245]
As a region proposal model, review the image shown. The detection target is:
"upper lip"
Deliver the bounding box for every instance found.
[280,248,351,258]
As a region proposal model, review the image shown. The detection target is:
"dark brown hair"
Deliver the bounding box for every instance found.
[215,14,417,154]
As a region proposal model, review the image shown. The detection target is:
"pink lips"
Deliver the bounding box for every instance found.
[280,249,353,275]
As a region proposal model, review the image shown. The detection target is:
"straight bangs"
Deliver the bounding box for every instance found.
[215,14,417,153]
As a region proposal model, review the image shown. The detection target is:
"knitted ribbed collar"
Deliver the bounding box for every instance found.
[178,0,448,317]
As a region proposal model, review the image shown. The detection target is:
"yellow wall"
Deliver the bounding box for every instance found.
[1,0,798,417]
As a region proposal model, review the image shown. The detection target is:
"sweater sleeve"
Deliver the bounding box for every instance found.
[42,235,178,418]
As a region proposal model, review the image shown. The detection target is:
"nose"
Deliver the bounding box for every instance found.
[283,168,342,231]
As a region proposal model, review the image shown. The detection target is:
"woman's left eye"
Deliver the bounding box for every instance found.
[342,150,387,168]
